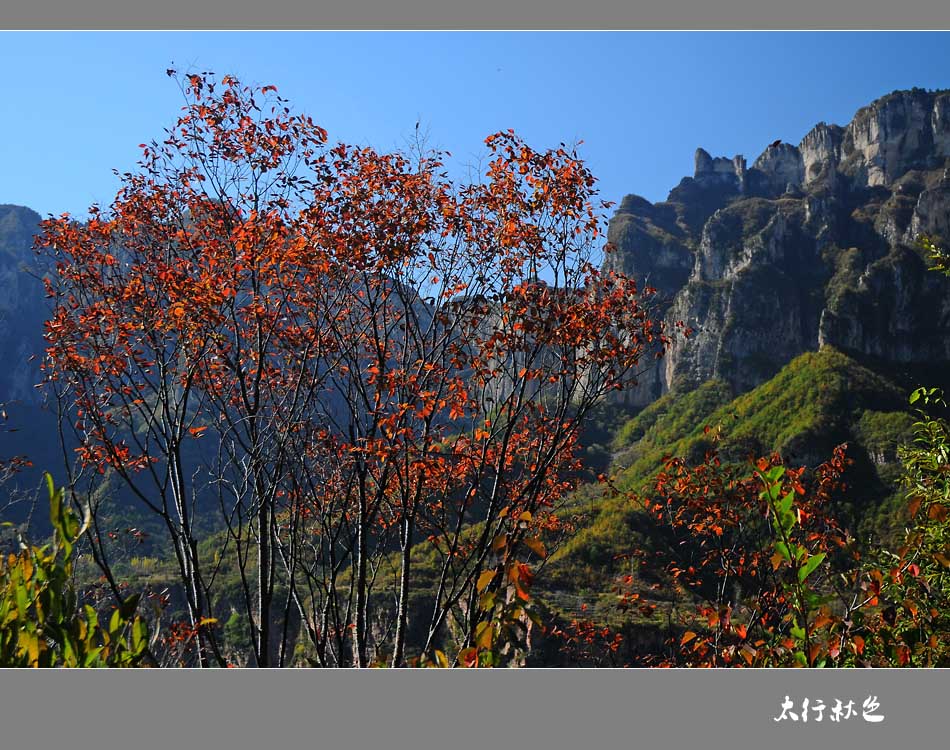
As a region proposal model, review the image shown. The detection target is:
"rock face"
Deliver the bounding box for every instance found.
[607,88,950,406]
[0,205,60,498]
[0,205,47,409]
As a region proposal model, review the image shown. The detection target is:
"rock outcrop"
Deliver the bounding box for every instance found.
[0,204,60,502]
[0,205,46,408]
[607,88,950,406]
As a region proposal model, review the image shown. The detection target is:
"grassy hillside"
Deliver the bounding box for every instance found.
[539,347,921,622]
[63,346,934,663]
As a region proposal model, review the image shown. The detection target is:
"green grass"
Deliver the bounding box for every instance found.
[70,347,930,662]
[544,347,914,592]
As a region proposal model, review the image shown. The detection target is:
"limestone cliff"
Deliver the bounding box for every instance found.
[0,204,59,497]
[0,205,46,409]
[607,88,950,406]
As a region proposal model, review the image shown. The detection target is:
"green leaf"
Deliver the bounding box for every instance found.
[61,636,77,667]
[772,492,797,532]
[132,618,147,653]
[118,593,141,621]
[790,625,806,642]
[83,646,104,667]
[804,590,824,610]
[798,553,826,584]
[109,608,122,635]
[15,582,29,619]
[475,621,493,650]
[45,473,56,512]
[46,474,77,557]
[84,604,99,629]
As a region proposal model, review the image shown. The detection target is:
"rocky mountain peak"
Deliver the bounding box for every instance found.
[0,204,42,259]
[840,88,950,187]
[608,89,950,408]
[0,205,47,409]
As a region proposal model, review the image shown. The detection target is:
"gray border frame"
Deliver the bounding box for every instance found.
[2,1,950,29]
[3,4,950,748]
[0,668,946,748]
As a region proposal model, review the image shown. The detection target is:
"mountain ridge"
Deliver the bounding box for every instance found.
[606,87,950,408]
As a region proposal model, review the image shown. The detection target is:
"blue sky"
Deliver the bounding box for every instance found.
[3,32,950,218]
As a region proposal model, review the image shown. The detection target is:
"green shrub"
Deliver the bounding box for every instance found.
[0,475,150,667]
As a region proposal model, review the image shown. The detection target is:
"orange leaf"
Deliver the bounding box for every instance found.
[458,647,478,668]
[812,612,833,630]
[770,551,784,571]
[524,537,547,559]
[928,504,948,522]
[897,644,911,666]
[908,496,922,518]
[740,644,756,665]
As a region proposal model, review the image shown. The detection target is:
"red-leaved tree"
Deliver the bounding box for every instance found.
[38,71,669,667]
